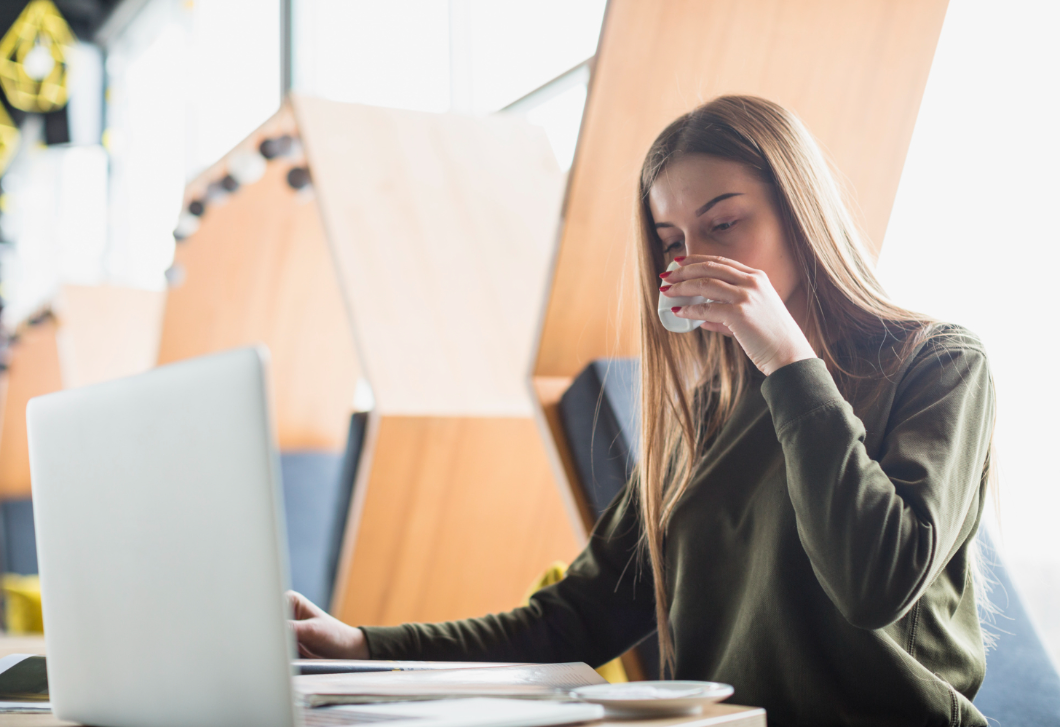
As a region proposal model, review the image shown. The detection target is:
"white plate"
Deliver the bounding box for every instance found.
[570,680,735,717]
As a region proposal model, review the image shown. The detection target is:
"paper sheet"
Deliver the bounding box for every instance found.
[295,662,606,707]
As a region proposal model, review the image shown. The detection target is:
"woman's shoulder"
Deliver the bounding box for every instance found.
[845,321,987,363]
[905,322,989,372]
[837,321,991,407]
[890,323,993,408]
[917,322,987,353]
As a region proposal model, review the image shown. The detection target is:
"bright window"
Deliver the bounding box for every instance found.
[877,0,1060,665]
[105,0,281,289]
[293,0,605,167]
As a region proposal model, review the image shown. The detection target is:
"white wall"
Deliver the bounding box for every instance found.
[294,0,605,168]
[876,0,1060,666]
[105,0,281,291]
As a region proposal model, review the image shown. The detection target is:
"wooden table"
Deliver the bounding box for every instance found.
[1,636,765,727]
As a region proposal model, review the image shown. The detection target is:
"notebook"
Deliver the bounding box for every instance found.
[296,662,606,707]
[0,654,50,713]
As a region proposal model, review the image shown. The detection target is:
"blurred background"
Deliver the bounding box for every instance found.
[0,0,605,325]
[0,0,1056,673]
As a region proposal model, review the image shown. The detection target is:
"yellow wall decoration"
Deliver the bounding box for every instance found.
[0,102,18,174]
[0,0,73,114]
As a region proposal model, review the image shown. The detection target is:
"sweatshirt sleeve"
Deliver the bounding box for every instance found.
[360,483,657,665]
[760,335,994,630]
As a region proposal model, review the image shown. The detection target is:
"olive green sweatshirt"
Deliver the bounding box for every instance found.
[362,326,995,727]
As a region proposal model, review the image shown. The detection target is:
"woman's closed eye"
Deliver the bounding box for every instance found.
[712,219,737,233]
[663,240,685,254]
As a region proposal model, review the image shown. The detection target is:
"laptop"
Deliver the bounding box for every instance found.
[27,348,602,727]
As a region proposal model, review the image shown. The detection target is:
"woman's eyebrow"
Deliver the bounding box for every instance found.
[695,192,743,217]
[654,192,744,229]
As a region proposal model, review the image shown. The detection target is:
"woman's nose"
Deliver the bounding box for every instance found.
[683,235,710,257]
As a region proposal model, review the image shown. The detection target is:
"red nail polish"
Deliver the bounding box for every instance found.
[673,256,686,262]
[671,306,683,313]
[659,271,671,279]
[659,285,671,292]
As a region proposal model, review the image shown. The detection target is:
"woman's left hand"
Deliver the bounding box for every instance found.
[287,590,369,659]
[660,255,817,376]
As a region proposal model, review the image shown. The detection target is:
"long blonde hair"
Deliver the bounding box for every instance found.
[633,95,953,674]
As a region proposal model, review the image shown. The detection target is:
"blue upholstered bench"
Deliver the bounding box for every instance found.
[280,411,367,609]
[973,531,1060,725]
[0,497,38,576]
[558,358,652,678]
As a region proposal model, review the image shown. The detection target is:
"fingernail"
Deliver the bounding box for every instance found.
[673,256,686,262]
[659,271,671,279]
[671,306,683,313]
[659,285,671,292]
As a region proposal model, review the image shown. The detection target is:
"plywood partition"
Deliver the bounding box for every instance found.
[535,0,950,381]
[337,416,576,625]
[294,97,564,417]
[0,286,168,497]
[293,97,583,623]
[532,0,950,531]
[0,318,63,497]
[157,106,360,451]
[54,285,166,389]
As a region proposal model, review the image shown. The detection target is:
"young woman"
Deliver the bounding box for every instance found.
[289,96,995,726]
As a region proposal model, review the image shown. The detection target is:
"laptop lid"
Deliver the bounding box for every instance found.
[27,347,299,727]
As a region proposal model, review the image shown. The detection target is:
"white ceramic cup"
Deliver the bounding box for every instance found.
[658,261,713,333]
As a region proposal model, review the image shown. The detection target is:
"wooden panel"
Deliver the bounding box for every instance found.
[296,99,580,623]
[332,415,581,626]
[531,375,592,537]
[0,319,62,496]
[0,375,7,469]
[157,107,360,451]
[534,0,949,378]
[294,96,564,417]
[54,285,166,389]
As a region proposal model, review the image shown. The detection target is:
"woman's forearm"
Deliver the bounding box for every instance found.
[761,350,993,629]
[360,487,657,665]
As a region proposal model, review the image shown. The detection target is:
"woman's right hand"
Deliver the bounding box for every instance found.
[286,590,370,659]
